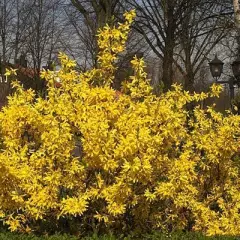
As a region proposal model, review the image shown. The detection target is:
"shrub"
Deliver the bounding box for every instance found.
[0,10,239,236]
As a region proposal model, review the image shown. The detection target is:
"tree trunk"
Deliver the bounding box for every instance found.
[14,0,20,62]
[1,0,7,65]
[162,45,174,91]
[183,40,195,92]
[184,68,195,93]
[233,0,240,29]
[162,1,175,92]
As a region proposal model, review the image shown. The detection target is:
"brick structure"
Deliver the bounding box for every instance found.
[0,55,39,109]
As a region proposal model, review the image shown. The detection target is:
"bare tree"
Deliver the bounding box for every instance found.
[124,0,233,92]
[66,0,123,68]
[124,0,189,91]
[20,0,67,91]
[66,0,149,90]
[0,0,17,64]
[176,0,232,91]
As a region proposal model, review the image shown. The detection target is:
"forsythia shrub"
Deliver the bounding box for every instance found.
[0,10,239,236]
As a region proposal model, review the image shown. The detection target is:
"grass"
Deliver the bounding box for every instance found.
[0,231,239,240]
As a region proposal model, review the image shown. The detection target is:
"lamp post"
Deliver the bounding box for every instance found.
[209,56,240,111]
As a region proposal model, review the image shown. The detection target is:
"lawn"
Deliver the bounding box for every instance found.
[0,231,239,240]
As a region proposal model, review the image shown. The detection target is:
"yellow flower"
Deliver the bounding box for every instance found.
[0,10,239,237]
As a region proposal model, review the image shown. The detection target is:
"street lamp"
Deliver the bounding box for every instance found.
[209,56,240,112]
[231,57,240,81]
[209,55,224,81]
